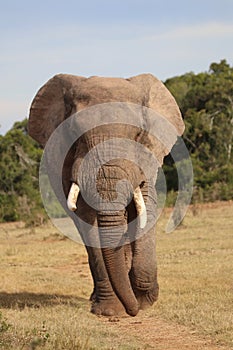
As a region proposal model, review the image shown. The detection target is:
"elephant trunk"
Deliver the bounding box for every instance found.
[98,210,139,316]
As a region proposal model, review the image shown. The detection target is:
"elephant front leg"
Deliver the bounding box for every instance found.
[85,246,126,316]
[75,195,125,316]
[130,229,159,310]
[130,182,159,310]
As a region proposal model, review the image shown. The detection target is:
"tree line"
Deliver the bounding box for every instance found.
[164,59,233,204]
[0,60,232,223]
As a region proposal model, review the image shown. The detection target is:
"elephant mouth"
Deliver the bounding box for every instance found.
[66,182,147,229]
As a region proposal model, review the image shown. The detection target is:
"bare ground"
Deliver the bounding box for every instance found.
[0,202,233,349]
[99,314,230,350]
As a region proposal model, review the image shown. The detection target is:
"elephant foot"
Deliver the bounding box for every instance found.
[135,284,159,310]
[89,288,97,302]
[91,298,126,317]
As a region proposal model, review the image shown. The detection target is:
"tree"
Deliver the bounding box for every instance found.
[0,119,46,223]
[164,60,233,202]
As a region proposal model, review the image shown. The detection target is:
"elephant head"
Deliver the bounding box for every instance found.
[28,73,184,316]
[28,73,184,212]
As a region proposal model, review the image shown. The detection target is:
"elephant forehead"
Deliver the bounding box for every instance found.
[69,103,145,138]
[81,124,141,148]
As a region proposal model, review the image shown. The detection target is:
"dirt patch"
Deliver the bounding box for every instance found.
[103,314,230,350]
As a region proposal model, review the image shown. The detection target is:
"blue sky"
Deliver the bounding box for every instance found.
[1,0,233,134]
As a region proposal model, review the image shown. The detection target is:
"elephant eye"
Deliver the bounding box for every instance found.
[139,181,145,188]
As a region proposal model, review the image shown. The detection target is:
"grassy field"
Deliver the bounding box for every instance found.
[0,202,233,349]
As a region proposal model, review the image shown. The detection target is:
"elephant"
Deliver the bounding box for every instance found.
[28,73,184,317]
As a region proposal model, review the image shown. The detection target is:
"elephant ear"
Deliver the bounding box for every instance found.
[147,76,184,135]
[28,74,85,147]
[129,74,185,165]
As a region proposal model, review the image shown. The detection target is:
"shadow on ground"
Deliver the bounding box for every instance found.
[0,292,88,310]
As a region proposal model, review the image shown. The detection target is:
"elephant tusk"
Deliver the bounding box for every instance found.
[67,183,80,211]
[133,187,147,229]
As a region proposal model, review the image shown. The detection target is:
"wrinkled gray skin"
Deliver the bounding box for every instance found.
[28,73,184,317]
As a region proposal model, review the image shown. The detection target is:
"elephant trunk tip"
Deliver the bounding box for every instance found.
[126,304,139,317]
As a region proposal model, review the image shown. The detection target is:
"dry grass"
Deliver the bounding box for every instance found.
[155,202,233,345]
[0,202,232,349]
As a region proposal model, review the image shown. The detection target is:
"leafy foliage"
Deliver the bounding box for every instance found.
[164,59,233,203]
[0,119,46,224]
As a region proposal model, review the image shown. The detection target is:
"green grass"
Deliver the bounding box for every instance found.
[0,202,233,349]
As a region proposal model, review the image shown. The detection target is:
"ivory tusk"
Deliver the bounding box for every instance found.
[67,183,80,211]
[133,187,147,229]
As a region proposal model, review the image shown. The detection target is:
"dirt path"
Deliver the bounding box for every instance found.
[101,314,230,350]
